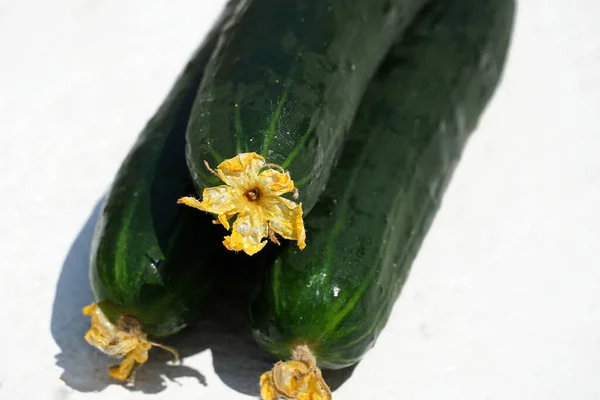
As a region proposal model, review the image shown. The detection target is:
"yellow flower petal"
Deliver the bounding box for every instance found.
[215,152,265,189]
[223,212,269,256]
[217,211,237,231]
[199,186,240,213]
[178,186,239,230]
[265,197,306,250]
[108,342,151,381]
[83,303,138,359]
[256,168,296,196]
[260,371,281,400]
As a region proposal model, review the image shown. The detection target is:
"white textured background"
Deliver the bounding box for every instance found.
[1,1,599,399]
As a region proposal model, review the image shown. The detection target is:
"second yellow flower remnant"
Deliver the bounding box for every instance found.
[83,303,179,382]
[178,152,306,256]
[260,345,331,400]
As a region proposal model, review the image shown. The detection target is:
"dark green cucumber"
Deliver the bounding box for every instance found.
[89,3,238,338]
[250,0,515,368]
[186,0,428,213]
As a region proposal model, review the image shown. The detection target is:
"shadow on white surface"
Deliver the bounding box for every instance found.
[50,199,356,395]
[50,198,112,392]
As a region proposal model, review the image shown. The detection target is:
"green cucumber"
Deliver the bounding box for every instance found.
[251,0,515,370]
[88,3,237,343]
[185,0,428,213]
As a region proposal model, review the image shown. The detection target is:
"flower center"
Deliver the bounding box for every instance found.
[245,188,261,202]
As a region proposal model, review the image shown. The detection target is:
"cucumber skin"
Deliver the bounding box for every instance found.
[89,2,239,338]
[250,0,516,368]
[186,0,428,213]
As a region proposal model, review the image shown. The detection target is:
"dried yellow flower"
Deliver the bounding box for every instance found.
[178,152,306,256]
[82,303,178,381]
[260,345,331,400]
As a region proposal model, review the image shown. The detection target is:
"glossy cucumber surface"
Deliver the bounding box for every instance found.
[186,0,428,213]
[90,2,238,338]
[250,0,515,368]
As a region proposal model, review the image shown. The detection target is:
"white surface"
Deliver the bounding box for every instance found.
[1,1,599,399]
